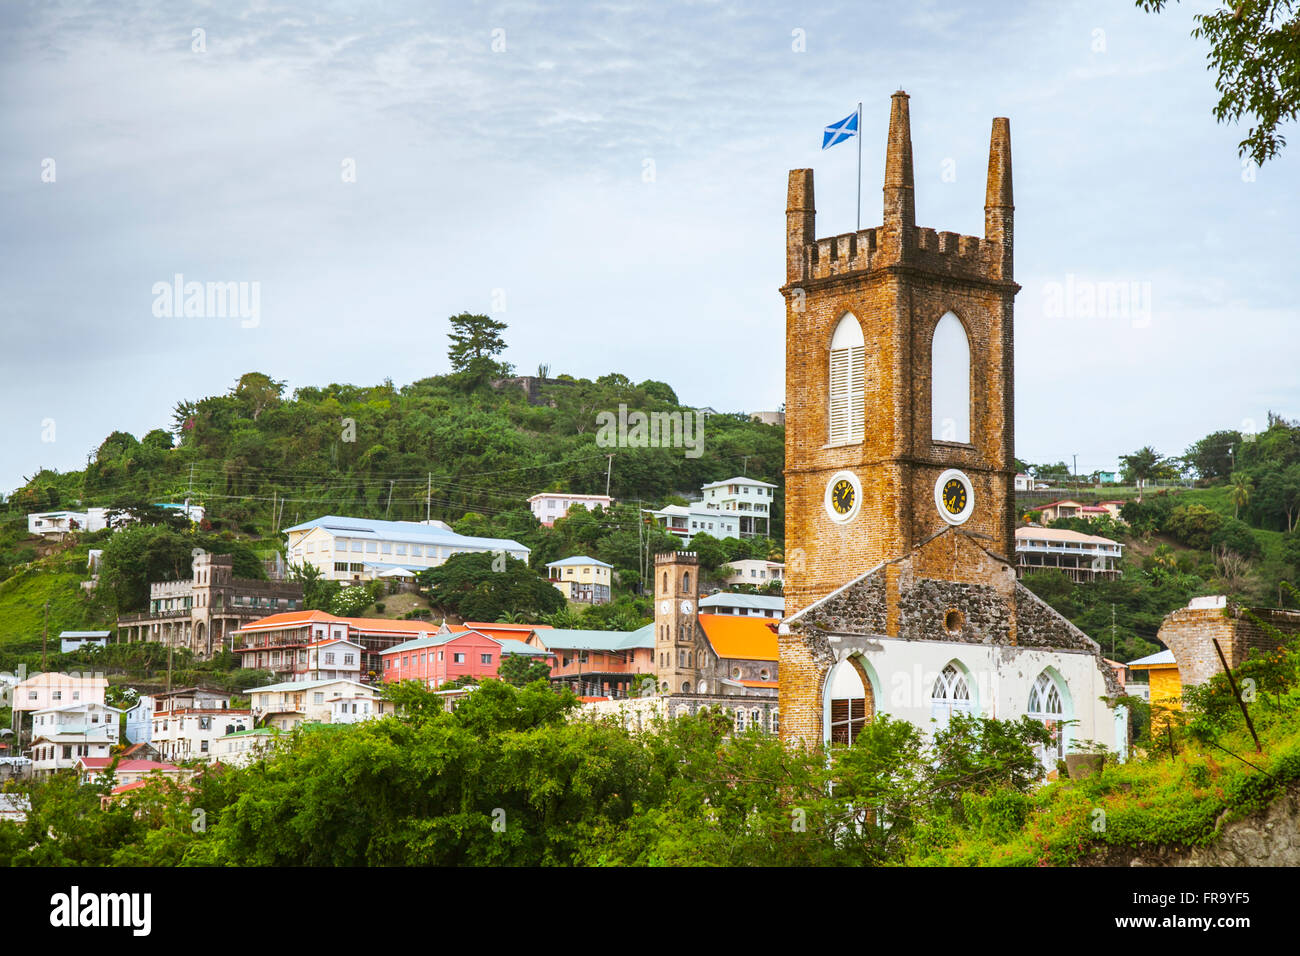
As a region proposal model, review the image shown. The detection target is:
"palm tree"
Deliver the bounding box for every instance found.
[1230,472,1253,519]
[1120,446,1164,503]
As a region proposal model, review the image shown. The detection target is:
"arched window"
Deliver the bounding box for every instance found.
[827,657,872,745]
[681,681,691,693]
[929,663,972,732]
[931,311,970,443]
[682,571,690,592]
[828,314,865,445]
[1027,671,1067,773]
[662,571,668,592]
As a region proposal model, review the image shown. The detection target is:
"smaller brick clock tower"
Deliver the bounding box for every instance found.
[654,551,702,693]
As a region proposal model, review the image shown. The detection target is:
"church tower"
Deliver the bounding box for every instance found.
[653,551,702,693]
[776,94,1125,753]
[782,91,1018,617]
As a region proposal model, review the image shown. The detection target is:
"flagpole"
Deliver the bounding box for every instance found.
[856,101,862,232]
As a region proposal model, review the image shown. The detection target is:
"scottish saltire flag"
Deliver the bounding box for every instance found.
[822,110,858,149]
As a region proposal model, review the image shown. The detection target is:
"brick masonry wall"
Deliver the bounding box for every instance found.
[1159,605,1300,687]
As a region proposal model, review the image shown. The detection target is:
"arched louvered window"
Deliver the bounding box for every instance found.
[829,314,865,445]
[1027,671,1067,774]
[931,312,970,443]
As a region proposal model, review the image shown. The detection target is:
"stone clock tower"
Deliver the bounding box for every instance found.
[782,90,1017,617]
[654,551,702,694]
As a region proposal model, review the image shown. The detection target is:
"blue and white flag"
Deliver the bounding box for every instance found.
[822,110,858,149]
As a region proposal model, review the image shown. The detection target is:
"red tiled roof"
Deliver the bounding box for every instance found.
[737,680,779,688]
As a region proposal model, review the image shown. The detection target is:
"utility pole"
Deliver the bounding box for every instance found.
[41,601,49,669]
[1111,604,1116,657]
[386,480,395,518]
[741,455,750,476]
[426,473,432,522]
[1072,453,1078,492]
[605,454,614,497]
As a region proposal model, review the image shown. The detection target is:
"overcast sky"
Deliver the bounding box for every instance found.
[2,0,1296,496]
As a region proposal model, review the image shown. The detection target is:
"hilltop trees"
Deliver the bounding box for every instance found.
[447,313,511,387]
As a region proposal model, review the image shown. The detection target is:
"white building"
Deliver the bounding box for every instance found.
[59,630,111,654]
[699,593,785,618]
[527,493,614,527]
[646,505,739,544]
[247,678,381,729]
[28,702,122,775]
[327,694,379,724]
[27,511,89,537]
[213,727,284,767]
[700,477,778,538]
[1015,526,1124,582]
[306,638,365,682]
[283,515,530,583]
[720,559,784,588]
[26,504,204,537]
[152,707,252,763]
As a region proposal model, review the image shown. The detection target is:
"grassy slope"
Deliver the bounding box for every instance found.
[0,566,112,654]
[905,685,1300,866]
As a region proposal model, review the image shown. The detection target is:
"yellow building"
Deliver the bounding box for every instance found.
[1126,649,1182,726]
[546,556,613,604]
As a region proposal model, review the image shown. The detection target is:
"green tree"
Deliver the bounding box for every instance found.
[1138,0,1300,165]
[447,313,510,385]
[1120,446,1169,500]
[496,653,552,686]
[231,372,287,421]
[419,552,564,622]
[1231,471,1253,518]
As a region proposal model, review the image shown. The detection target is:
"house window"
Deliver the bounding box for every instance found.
[454,653,465,664]
[325,653,335,665]
[829,313,866,445]
[200,740,209,753]
[344,654,354,665]
[481,654,492,665]
[313,693,324,705]
[931,311,971,443]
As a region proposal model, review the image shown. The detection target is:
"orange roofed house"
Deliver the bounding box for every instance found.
[233,610,442,683]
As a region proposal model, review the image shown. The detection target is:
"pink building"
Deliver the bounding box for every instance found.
[380,626,555,688]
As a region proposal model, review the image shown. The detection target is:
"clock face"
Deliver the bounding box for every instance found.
[831,479,856,516]
[941,478,967,516]
[659,601,670,615]
[824,470,862,524]
[680,600,693,614]
[934,469,974,525]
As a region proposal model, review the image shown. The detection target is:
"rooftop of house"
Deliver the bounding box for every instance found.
[530,624,655,653]
[58,630,112,639]
[1015,526,1122,547]
[246,678,375,695]
[697,614,779,662]
[527,492,612,502]
[700,593,785,611]
[1127,649,1177,669]
[701,476,778,491]
[546,555,613,569]
[283,515,528,553]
